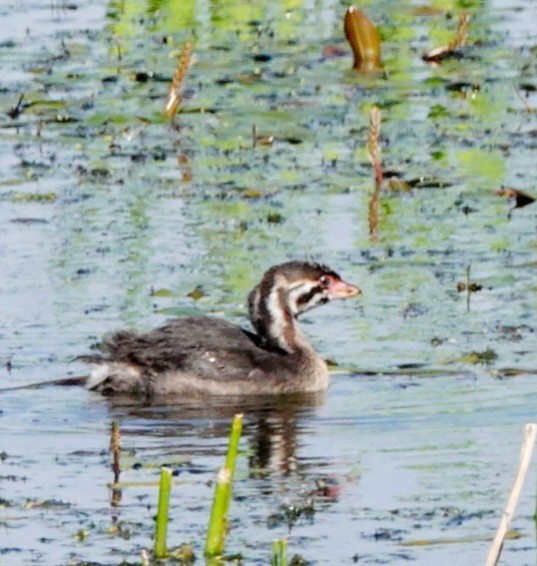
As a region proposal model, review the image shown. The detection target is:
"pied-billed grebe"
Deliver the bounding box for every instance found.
[83,261,360,397]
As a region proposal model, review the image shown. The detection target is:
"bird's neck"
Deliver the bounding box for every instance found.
[248,274,308,354]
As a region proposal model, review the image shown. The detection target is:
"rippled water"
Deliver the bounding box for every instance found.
[1,0,536,564]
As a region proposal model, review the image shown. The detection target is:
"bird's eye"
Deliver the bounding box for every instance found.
[319,275,331,288]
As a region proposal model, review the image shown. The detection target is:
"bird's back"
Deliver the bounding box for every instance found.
[84,316,328,397]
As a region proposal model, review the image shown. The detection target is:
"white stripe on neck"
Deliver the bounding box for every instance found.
[264,275,294,352]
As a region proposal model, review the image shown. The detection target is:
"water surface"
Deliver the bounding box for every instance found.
[1,0,536,564]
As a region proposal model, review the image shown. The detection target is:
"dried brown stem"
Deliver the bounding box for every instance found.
[449,11,469,51]
[252,124,274,148]
[368,106,383,188]
[110,420,121,483]
[367,106,383,243]
[424,11,469,63]
[165,42,192,119]
[109,420,122,507]
[485,423,537,566]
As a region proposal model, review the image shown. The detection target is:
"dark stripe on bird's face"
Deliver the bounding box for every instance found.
[295,284,329,313]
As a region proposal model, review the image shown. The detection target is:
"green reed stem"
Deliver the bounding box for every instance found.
[224,413,243,516]
[154,467,172,559]
[271,538,288,566]
[204,413,244,558]
[204,465,231,557]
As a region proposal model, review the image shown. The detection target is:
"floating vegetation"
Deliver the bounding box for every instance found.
[150,287,173,297]
[23,499,71,510]
[267,501,316,529]
[164,543,196,563]
[6,95,68,119]
[75,165,112,180]
[266,211,284,224]
[460,348,498,366]
[404,529,522,547]
[387,175,451,191]
[187,286,205,300]
[456,281,483,293]
[1,191,56,203]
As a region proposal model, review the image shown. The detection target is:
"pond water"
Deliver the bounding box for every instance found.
[1,0,536,564]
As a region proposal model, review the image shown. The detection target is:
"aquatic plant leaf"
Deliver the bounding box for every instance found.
[403,529,522,547]
[428,104,451,119]
[388,178,412,191]
[456,149,505,185]
[405,176,451,189]
[3,191,57,203]
[151,288,173,297]
[459,348,498,366]
[344,7,382,72]
[187,286,205,300]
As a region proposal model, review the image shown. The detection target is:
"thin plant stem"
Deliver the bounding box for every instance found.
[534,464,537,521]
[271,538,288,566]
[224,413,243,517]
[449,11,470,51]
[466,264,471,312]
[204,413,244,558]
[154,467,173,559]
[204,466,231,557]
[485,423,537,566]
[271,539,280,566]
[424,11,469,62]
[109,420,122,507]
[110,421,121,483]
[368,106,383,189]
[280,537,288,566]
[165,42,192,119]
[367,106,382,243]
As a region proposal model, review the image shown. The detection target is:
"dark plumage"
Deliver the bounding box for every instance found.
[83,261,360,398]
